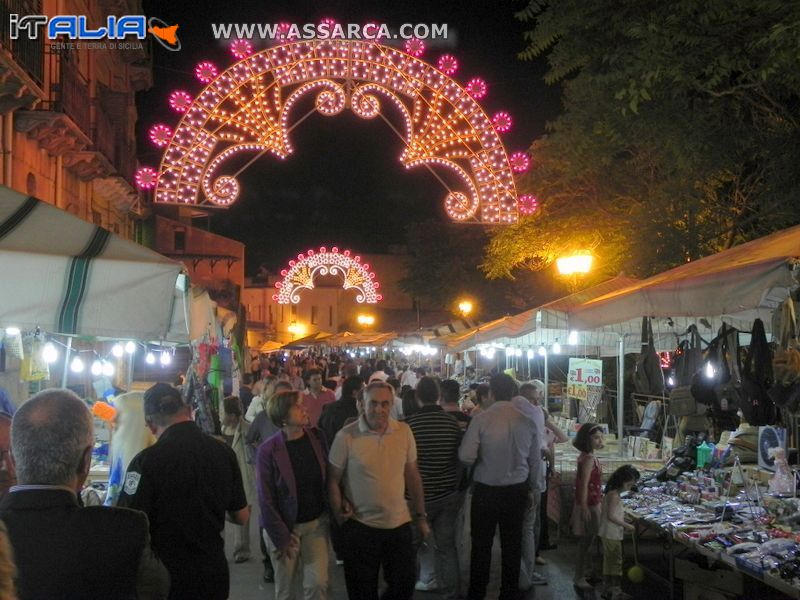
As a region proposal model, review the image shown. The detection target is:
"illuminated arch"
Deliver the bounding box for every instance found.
[273,246,382,304]
[144,37,533,223]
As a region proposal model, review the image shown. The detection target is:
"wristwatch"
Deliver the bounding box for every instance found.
[414,512,428,520]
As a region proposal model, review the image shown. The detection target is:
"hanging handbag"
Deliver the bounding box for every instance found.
[633,317,665,395]
[740,319,776,425]
[773,299,800,385]
[713,323,743,413]
[669,326,705,417]
[769,298,800,412]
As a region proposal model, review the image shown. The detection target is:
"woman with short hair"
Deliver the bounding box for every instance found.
[256,390,329,599]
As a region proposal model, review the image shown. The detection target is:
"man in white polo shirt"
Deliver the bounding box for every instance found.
[328,381,431,599]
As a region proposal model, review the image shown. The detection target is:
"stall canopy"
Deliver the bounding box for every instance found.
[434,275,641,356]
[0,189,189,341]
[567,224,800,346]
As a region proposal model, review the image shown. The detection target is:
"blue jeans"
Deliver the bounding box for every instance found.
[417,492,461,595]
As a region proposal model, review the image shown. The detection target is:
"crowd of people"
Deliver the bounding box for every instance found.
[0,352,640,600]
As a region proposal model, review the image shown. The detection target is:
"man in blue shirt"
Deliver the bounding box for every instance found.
[459,374,541,600]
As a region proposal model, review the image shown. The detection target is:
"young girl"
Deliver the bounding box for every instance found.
[571,423,605,592]
[599,465,639,600]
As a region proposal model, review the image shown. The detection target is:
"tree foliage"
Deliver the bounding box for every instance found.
[400,220,552,316]
[484,0,800,280]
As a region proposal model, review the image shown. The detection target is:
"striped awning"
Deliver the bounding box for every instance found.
[0,188,189,341]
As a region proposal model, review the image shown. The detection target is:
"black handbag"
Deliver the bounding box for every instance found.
[712,323,743,413]
[740,319,776,425]
[633,317,665,396]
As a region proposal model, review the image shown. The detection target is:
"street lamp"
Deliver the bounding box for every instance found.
[557,253,593,291]
[356,314,375,327]
[556,254,593,275]
[457,299,473,318]
[287,321,306,340]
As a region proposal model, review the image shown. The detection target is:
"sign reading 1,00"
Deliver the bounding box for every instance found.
[570,368,602,385]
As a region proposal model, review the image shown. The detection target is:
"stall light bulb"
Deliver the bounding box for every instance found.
[102,361,115,377]
[527,349,534,359]
[538,346,547,357]
[552,342,561,355]
[667,376,675,387]
[125,341,136,354]
[91,360,103,376]
[4,327,20,336]
[42,342,58,363]
[145,352,156,365]
[705,363,715,379]
[486,348,495,359]
[160,351,171,366]
[568,331,579,345]
[112,343,124,358]
[514,348,522,357]
[70,356,84,373]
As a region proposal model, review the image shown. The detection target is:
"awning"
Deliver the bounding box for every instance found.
[567,225,800,339]
[325,331,397,347]
[0,188,189,341]
[280,331,333,349]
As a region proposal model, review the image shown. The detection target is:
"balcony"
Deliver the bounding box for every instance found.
[92,102,138,210]
[0,0,45,112]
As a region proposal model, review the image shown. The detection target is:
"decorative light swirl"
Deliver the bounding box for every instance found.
[153,40,523,222]
[273,248,382,304]
[351,86,381,119]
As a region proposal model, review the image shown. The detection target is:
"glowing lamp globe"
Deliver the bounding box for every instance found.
[230,39,253,59]
[466,78,487,100]
[437,54,458,75]
[135,167,158,190]
[168,90,192,113]
[492,111,513,133]
[195,61,218,83]
[627,565,645,583]
[510,152,530,173]
[556,254,594,275]
[404,38,425,56]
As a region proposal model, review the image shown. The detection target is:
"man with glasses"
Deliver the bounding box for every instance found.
[328,381,431,599]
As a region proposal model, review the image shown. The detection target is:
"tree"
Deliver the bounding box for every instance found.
[400,219,553,317]
[483,0,800,280]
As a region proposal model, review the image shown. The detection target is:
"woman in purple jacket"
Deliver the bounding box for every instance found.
[256,390,330,599]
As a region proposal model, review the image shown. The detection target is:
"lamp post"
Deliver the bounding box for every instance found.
[457,299,475,376]
[287,320,305,341]
[356,313,375,328]
[556,253,593,291]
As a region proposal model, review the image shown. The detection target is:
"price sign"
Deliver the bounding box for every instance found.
[567,358,603,401]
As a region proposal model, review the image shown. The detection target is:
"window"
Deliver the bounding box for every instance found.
[91,210,102,225]
[26,172,36,196]
[329,306,333,326]
[311,306,318,325]
[268,305,273,324]
[280,305,285,323]
[173,228,186,252]
[291,304,297,316]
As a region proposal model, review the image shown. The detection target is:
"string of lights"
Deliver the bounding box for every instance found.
[138,25,535,223]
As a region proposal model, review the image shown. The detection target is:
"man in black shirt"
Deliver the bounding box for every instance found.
[119,383,249,600]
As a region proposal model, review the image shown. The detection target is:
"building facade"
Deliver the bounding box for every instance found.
[0,0,152,237]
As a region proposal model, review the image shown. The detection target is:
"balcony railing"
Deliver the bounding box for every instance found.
[56,59,90,134]
[0,0,44,85]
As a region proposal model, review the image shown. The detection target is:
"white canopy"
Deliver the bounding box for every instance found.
[0,188,190,341]
[568,225,800,344]
[435,276,642,356]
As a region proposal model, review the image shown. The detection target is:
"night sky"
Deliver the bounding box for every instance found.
[137,1,561,274]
